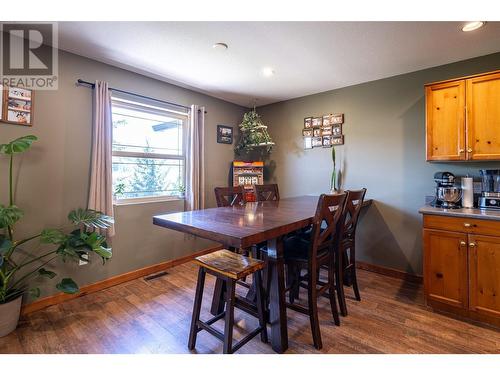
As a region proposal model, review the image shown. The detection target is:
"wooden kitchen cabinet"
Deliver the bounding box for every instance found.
[422,214,500,328]
[425,69,500,161]
[468,234,500,319]
[423,229,468,308]
[425,80,466,161]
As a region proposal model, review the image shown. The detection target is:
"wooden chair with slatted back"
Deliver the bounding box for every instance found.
[284,193,346,349]
[214,186,245,207]
[335,188,367,316]
[254,184,280,202]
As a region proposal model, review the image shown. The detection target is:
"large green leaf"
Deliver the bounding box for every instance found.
[0,205,24,228]
[41,229,67,244]
[56,278,79,294]
[68,208,114,229]
[0,235,12,255]
[38,268,56,279]
[0,135,37,155]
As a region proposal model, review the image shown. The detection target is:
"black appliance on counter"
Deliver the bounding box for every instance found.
[479,169,500,210]
[431,171,462,209]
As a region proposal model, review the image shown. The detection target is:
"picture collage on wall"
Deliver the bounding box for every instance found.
[0,85,35,126]
[303,113,344,149]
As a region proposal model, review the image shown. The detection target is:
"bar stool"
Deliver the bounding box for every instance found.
[188,249,268,354]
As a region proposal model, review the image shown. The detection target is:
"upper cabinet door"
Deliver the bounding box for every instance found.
[466,72,500,160]
[426,80,466,161]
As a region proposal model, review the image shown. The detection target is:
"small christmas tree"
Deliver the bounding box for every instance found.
[235,110,275,155]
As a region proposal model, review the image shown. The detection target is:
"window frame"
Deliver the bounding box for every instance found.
[110,96,188,205]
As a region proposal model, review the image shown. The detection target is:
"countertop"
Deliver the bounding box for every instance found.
[419,205,500,221]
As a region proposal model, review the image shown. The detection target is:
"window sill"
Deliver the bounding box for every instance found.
[113,196,185,206]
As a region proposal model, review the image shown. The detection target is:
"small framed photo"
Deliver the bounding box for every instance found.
[304,117,313,128]
[321,126,332,136]
[312,137,323,148]
[322,136,332,147]
[302,128,313,137]
[331,113,344,125]
[2,86,34,126]
[332,124,342,136]
[331,135,344,145]
[312,117,322,127]
[304,136,313,149]
[313,128,322,137]
[217,125,233,144]
[322,115,330,126]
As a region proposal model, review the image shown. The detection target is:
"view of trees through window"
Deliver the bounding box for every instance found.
[111,99,186,200]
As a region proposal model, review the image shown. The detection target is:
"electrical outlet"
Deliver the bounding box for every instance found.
[79,253,89,266]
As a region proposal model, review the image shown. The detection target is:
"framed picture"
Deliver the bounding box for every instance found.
[304,117,312,128]
[302,128,313,137]
[0,85,3,121]
[303,136,313,149]
[321,126,332,136]
[217,125,233,144]
[312,137,323,148]
[312,117,322,127]
[2,86,34,126]
[331,113,344,125]
[322,136,332,147]
[313,128,322,137]
[331,135,344,145]
[332,124,342,136]
[322,115,330,126]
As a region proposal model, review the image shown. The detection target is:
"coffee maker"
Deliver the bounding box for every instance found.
[479,169,500,209]
[431,172,462,209]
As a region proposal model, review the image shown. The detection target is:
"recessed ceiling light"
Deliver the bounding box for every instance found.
[262,67,275,77]
[462,21,486,32]
[212,42,228,50]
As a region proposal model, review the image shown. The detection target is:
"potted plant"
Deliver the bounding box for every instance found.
[330,146,343,193]
[235,109,275,155]
[0,135,113,337]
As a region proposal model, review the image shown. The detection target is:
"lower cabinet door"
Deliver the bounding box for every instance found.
[468,234,500,318]
[423,229,468,308]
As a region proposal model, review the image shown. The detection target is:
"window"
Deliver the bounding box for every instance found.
[111,96,187,203]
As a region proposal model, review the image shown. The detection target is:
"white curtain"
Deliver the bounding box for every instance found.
[185,105,205,211]
[88,80,115,236]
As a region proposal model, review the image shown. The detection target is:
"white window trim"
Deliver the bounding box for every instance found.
[111,97,188,205]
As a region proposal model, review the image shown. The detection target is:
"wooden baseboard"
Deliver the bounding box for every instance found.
[21,245,222,316]
[356,261,423,284]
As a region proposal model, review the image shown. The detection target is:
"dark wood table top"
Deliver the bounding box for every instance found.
[153,195,372,248]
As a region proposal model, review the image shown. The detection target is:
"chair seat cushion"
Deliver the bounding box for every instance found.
[284,236,310,261]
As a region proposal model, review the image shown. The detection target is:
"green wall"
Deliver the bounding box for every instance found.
[0,49,245,302]
[257,52,500,275]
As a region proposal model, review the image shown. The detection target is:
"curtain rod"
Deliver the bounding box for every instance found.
[76,79,207,114]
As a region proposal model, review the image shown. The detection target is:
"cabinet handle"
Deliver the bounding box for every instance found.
[463,223,472,228]
[467,148,473,153]
[458,149,465,153]
[436,272,443,279]
[460,241,467,247]
[469,242,476,248]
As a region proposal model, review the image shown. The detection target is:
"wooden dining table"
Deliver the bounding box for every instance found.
[153,195,372,353]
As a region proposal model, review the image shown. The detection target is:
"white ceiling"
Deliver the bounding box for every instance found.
[57,22,500,107]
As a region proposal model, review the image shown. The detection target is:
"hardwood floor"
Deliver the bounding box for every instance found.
[1,262,499,354]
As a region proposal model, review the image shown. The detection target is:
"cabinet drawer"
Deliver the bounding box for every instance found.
[423,215,500,236]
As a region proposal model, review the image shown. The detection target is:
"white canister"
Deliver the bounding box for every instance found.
[462,177,474,208]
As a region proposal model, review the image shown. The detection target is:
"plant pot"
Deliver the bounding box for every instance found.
[0,296,22,337]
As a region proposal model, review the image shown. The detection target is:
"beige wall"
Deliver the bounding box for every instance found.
[0,50,245,302]
[258,52,500,275]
